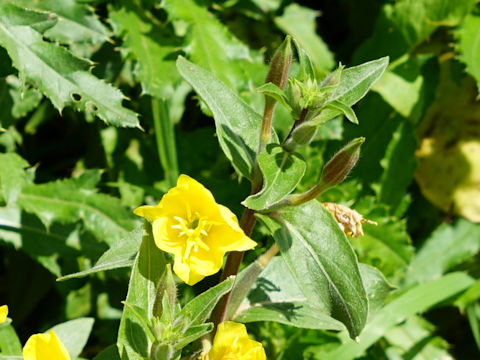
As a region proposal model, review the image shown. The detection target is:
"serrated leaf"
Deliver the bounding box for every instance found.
[456,12,480,94]
[164,0,250,90]
[109,1,182,98]
[243,144,306,210]
[58,225,142,281]
[179,276,235,328]
[16,171,138,246]
[0,4,139,128]
[0,152,30,205]
[405,219,480,286]
[319,272,474,360]
[48,318,94,360]
[177,57,263,179]
[258,201,368,339]
[275,4,335,73]
[118,222,166,359]
[6,0,110,44]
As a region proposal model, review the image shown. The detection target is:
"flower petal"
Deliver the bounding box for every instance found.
[152,217,183,256]
[0,305,8,324]
[207,225,257,252]
[173,256,205,285]
[133,204,164,221]
[23,331,71,360]
[189,248,225,276]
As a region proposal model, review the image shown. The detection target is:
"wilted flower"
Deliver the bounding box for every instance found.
[134,175,257,285]
[202,321,266,360]
[0,305,8,324]
[23,330,71,360]
[323,202,377,237]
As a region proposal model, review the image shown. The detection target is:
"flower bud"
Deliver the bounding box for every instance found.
[320,137,364,187]
[265,35,293,91]
[153,265,177,318]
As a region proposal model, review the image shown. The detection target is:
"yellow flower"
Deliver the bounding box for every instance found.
[202,321,266,360]
[134,175,257,285]
[0,305,8,324]
[23,330,71,360]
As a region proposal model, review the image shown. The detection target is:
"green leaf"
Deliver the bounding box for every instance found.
[6,0,110,45]
[256,83,292,111]
[333,57,389,106]
[275,4,335,73]
[7,75,43,119]
[0,324,22,356]
[456,13,480,94]
[0,4,139,128]
[117,221,166,359]
[325,100,358,124]
[109,1,182,99]
[49,318,94,360]
[258,201,368,339]
[376,121,417,214]
[319,272,474,360]
[384,316,453,359]
[359,263,394,318]
[163,0,251,90]
[351,197,414,281]
[467,303,480,352]
[17,171,138,246]
[0,153,30,205]
[405,219,480,286]
[243,144,306,210]
[177,56,263,179]
[93,345,121,360]
[58,225,142,281]
[355,0,477,62]
[179,276,235,328]
[174,323,213,350]
[233,256,345,331]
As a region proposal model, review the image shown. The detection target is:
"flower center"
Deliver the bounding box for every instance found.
[171,211,211,261]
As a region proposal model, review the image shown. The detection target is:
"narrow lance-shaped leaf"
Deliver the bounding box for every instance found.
[243,144,306,210]
[0,4,139,128]
[257,201,368,339]
[117,221,167,359]
[177,56,264,179]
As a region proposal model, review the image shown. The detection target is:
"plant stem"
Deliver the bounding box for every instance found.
[209,207,257,331]
[152,97,179,188]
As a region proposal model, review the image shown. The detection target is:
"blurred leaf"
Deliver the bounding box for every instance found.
[373,69,423,118]
[0,4,139,128]
[376,121,417,214]
[384,316,453,360]
[415,60,480,222]
[6,75,43,119]
[5,0,110,44]
[455,280,480,311]
[319,272,474,360]
[177,56,263,179]
[275,4,334,73]
[17,171,138,246]
[359,263,394,318]
[109,1,182,98]
[0,324,22,356]
[93,345,121,360]
[456,12,480,94]
[58,225,142,281]
[0,152,30,205]
[467,303,480,352]
[49,318,94,360]
[351,197,414,281]
[243,144,306,210]
[164,0,251,90]
[179,276,235,328]
[355,0,477,62]
[117,221,166,359]
[405,219,480,286]
[258,201,368,339]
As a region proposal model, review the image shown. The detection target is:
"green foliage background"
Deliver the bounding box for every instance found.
[1,0,480,359]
